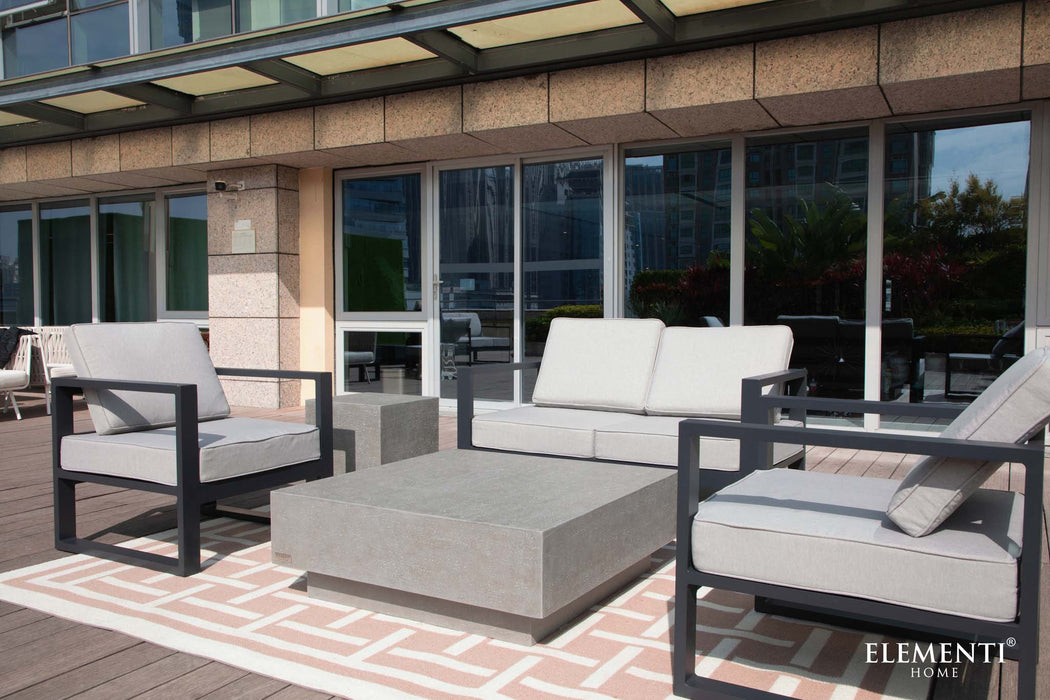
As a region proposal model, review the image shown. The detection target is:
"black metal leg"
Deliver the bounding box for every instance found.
[176,495,201,576]
[53,477,77,547]
[673,579,698,697]
[1017,644,1037,700]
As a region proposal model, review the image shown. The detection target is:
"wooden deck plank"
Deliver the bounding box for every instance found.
[65,652,214,700]
[131,661,248,700]
[0,616,80,653]
[198,674,290,699]
[0,625,142,696]
[3,643,176,700]
[265,686,335,700]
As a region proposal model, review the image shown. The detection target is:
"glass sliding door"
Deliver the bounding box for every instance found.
[438,165,514,401]
[745,130,870,402]
[165,194,209,313]
[98,196,154,322]
[624,146,732,326]
[522,157,603,400]
[40,201,91,326]
[0,207,34,325]
[883,118,1029,403]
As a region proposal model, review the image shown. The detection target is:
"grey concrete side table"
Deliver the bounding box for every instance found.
[306,393,438,473]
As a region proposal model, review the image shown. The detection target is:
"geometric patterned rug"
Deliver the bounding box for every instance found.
[0,518,931,699]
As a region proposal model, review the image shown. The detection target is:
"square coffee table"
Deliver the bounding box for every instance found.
[271,449,675,644]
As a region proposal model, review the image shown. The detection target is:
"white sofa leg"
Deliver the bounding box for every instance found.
[10,393,21,420]
[45,383,52,415]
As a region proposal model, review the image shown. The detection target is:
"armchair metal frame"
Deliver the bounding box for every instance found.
[673,393,1044,700]
[52,368,333,576]
[457,362,808,479]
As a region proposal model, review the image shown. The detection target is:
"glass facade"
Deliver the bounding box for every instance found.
[236,0,314,32]
[166,194,209,312]
[439,166,515,401]
[0,207,33,325]
[40,201,92,326]
[745,131,870,400]
[342,330,422,395]
[883,119,1029,402]
[624,146,731,326]
[149,0,232,48]
[341,174,422,313]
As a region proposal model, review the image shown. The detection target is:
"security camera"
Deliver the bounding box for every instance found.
[213,180,245,192]
[214,180,228,192]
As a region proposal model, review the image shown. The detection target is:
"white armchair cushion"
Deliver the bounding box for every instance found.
[887,347,1050,537]
[532,318,665,413]
[61,417,319,485]
[65,323,231,436]
[645,325,793,418]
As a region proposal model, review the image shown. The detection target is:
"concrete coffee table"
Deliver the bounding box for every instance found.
[271,449,675,644]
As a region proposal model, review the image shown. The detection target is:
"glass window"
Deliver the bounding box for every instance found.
[0,207,33,325]
[624,146,731,326]
[522,158,603,400]
[71,2,129,64]
[236,0,314,32]
[883,119,1029,403]
[341,174,422,313]
[40,201,91,326]
[337,0,387,11]
[439,166,514,401]
[2,18,69,77]
[149,0,232,48]
[166,194,209,312]
[342,330,422,395]
[98,197,153,322]
[745,131,869,401]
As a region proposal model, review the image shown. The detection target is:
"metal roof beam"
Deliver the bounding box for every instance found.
[107,83,194,114]
[244,59,323,96]
[619,0,677,43]
[3,102,85,130]
[406,30,479,74]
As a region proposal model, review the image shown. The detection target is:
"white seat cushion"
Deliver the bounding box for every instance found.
[472,406,636,458]
[645,326,793,418]
[60,417,320,486]
[532,318,665,414]
[888,347,1050,536]
[443,312,483,337]
[470,336,511,349]
[344,351,375,364]
[47,364,76,378]
[0,370,28,390]
[65,323,231,436]
[594,415,804,469]
[693,469,1023,622]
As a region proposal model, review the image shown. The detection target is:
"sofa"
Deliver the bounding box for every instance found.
[458,318,806,485]
[442,312,512,363]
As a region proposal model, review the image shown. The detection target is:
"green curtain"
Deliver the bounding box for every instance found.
[99,209,151,322]
[167,216,208,312]
[343,234,407,312]
[15,218,33,324]
[41,209,92,326]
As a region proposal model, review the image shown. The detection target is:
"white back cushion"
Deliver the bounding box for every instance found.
[443,312,482,337]
[645,325,793,418]
[532,318,665,413]
[887,347,1050,537]
[65,322,231,436]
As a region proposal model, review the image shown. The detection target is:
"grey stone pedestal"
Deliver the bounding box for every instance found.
[271,450,676,644]
[306,393,438,473]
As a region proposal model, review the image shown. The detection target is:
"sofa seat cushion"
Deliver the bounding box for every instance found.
[693,469,1023,622]
[645,326,793,418]
[472,406,635,458]
[0,369,28,390]
[469,336,511,349]
[65,323,230,436]
[532,318,665,413]
[61,417,320,486]
[594,415,804,470]
[887,347,1050,537]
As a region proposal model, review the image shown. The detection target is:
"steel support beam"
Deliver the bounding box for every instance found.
[620,0,677,42]
[107,83,195,114]
[3,102,85,131]
[244,59,323,96]
[406,30,479,74]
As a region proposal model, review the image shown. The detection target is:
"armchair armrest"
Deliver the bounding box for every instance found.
[51,376,200,488]
[457,360,542,449]
[213,367,333,478]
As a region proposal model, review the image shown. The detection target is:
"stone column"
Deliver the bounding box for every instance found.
[207,164,300,408]
[298,167,335,403]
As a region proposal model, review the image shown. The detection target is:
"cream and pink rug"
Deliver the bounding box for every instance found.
[0,518,929,699]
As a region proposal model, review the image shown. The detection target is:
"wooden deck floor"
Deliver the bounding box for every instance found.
[0,391,1046,699]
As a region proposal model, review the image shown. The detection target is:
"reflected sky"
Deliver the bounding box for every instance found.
[928,121,1030,198]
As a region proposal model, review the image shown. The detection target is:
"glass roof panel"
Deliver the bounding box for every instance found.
[39,91,145,113]
[660,0,775,17]
[449,0,642,49]
[0,111,35,126]
[285,38,436,76]
[152,67,278,96]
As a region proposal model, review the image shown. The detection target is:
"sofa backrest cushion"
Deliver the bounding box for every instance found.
[887,347,1050,537]
[532,318,665,413]
[442,312,482,338]
[65,322,231,436]
[645,325,793,418]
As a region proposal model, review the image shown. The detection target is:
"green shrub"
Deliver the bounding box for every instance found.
[525,304,603,342]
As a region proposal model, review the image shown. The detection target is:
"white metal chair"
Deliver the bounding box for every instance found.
[37,326,76,414]
[0,334,33,420]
